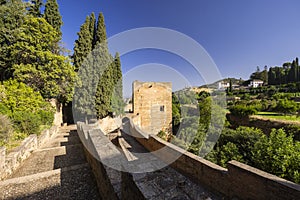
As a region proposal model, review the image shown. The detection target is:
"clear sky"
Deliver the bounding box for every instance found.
[57,0,300,96]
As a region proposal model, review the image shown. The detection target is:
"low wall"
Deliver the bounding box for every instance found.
[77,122,145,200]
[0,125,59,180]
[127,117,300,199]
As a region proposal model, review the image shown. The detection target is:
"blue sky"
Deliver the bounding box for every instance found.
[57,0,300,96]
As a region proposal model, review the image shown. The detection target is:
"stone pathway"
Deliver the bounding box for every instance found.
[0,125,100,200]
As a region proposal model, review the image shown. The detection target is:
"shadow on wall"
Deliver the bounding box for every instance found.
[63,102,74,125]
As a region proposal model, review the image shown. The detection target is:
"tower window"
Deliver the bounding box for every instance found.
[160,106,165,112]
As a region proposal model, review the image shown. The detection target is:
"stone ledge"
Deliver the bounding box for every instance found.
[0,125,60,180]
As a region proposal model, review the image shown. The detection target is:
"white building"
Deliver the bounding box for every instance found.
[249,79,264,88]
[218,81,230,90]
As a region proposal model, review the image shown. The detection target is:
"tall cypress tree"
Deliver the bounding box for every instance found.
[111,53,124,116]
[89,12,96,49]
[28,0,43,17]
[94,12,114,118]
[44,0,62,40]
[94,12,107,46]
[73,16,93,71]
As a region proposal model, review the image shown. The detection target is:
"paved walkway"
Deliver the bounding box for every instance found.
[0,125,100,200]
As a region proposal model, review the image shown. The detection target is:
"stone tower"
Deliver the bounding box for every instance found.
[132,80,172,135]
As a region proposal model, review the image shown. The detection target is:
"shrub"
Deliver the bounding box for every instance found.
[0,80,55,135]
[229,104,258,117]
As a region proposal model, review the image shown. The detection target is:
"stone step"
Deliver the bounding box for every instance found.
[41,132,81,149]
[8,144,86,179]
[0,163,100,200]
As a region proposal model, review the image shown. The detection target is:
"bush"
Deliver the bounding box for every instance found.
[229,104,258,117]
[252,129,300,183]
[12,111,42,135]
[0,80,55,135]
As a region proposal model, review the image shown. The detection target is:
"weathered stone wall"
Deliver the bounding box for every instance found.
[127,117,300,199]
[0,126,59,180]
[77,122,146,200]
[132,81,172,134]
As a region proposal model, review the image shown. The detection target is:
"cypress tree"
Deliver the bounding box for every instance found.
[94,12,107,46]
[111,53,124,116]
[28,0,43,17]
[44,0,62,40]
[89,12,96,49]
[73,16,93,71]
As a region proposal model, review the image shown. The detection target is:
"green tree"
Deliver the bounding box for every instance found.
[252,129,300,183]
[28,0,43,17]
[11,16,75,102]
[94,12,107,46]
[73,15,93,71]
[44,0,62,42]
[110,53,124,116]
[0,0,27,81]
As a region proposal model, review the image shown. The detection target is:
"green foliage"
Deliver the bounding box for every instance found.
[28,0,43,17]
[95,12,107,46]
[73,15,94,71]
[274,98,298,115]
[0,0,27,81]
[172,93,181,133]
[110,53,125,116]
[268,58,300,85]
[206,127,263,166]
[44,0,62,41]
[252,129,300,183]
[10,16,76,102]
[0,80,54,135]
[229,104,258,117]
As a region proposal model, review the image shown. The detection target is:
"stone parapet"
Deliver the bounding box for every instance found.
[127,117,300,199]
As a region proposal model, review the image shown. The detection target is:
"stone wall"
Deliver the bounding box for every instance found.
[77,122,145,200]
[0,126,59,180]
[132,81,172,134]
[127,117,300,199]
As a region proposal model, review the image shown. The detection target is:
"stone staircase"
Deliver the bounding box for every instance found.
[0,125,100,200]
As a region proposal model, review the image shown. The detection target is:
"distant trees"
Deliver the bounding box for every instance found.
[268,58,300,85]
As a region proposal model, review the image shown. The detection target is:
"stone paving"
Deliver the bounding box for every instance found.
[0,125,100,200]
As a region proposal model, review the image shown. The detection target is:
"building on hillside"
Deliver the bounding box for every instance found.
[132,80,172,135]
[248,79,264,88]
[218,81,230,90]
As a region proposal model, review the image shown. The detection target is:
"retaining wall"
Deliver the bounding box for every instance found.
[127,117,300,199]
[0,125,59,180]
